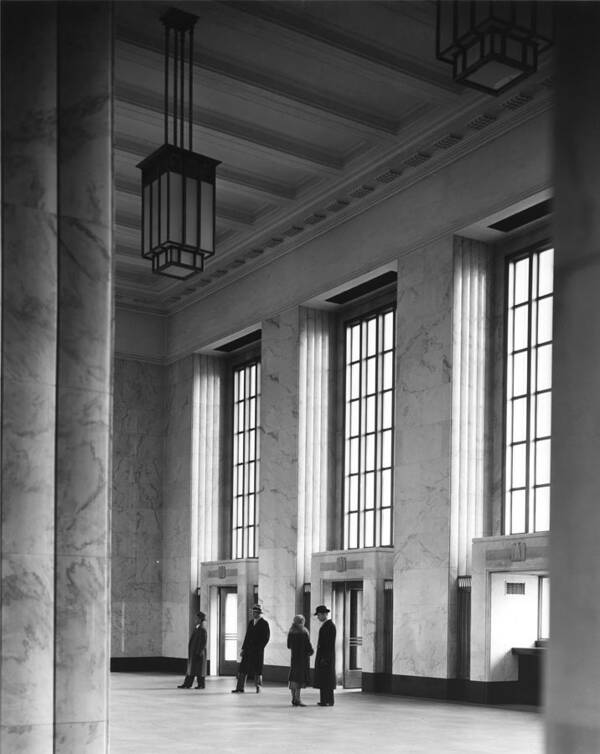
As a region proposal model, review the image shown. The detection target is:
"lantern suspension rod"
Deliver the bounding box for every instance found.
[161,7,197,151]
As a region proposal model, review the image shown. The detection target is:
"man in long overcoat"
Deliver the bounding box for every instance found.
[232,604,270,693]
[313,604,336,706]
[177,611,208,689]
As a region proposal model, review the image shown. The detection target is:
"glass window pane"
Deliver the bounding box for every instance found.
[348,476,359,511]
[380,507,391,545]
[538,248,554,297]
[382,391,393,429]
[350,438,360,474]
[536,392,551,438]
[513,351,528,396]
[381,429,393,468]
[513,304,529,351]
[365,357,376,394]
[381,469,392,506]
[350,363,360,399]
[512,397,527,443]
[511,490,526,534]
[348,401,359,437]
[365,434,375,471]
[535,438,551,485]
[365,395,376,433]
[348,513,358,549]
[382,351,394,391]
[364,510,374,547]
[537,297,553,344]
[536,344,552,392]
[351,325,361,362]
[514,257,530,305]
[534,486,550,532]
[383,311,394,351]
[364,472,375,510]
[511,443,526,488]
[366,318,377,356]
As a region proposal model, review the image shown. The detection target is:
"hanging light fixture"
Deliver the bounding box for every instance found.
[138,7,220,278]
[436,1,554,96]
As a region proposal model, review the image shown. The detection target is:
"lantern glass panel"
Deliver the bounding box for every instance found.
[200,180,214,254]
[169,171,183,245]
[151,178,159,251]
[143,183,151,256]
[185,176,198,248]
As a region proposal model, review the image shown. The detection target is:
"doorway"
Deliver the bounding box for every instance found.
[218,586,238,676]
[332,580,363,688]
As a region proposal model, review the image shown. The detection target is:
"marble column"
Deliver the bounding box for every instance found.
[54,3,113,751]
[393,239,454,680]
[1,4,59,752]
[259,309,301,667]
[1,3,113,752]
[546,5,600,751]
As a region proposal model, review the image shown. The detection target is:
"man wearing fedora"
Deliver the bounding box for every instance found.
[177,611,207,689]
[313,605,337,706]
[232,604,270,693]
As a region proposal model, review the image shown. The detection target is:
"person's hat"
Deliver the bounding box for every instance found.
[196,611,206,621]
[314,605,330,615]
[251,604,263,613]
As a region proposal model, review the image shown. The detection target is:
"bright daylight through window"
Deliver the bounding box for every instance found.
[232,361,260,558]
[505,247,554,534]
[343,308,395,549]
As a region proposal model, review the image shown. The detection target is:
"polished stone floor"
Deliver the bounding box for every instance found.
[109,673,543,753]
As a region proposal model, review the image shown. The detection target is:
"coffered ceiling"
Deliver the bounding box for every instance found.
[114,0,554,315]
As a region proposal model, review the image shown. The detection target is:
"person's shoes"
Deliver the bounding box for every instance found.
[291,700,298,706]
[255,686,261,693]
[231,689,244,693]
[317,702,331,706]
[177,685,190,689]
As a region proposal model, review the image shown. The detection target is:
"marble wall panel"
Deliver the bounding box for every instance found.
[161,357,195,657]
[259,310,301,667]
[393,240,454,679]
[111,358,164,658]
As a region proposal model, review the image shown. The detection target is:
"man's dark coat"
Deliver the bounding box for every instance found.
[313,619,337,689]
[187,623,207,677]
[239,617,270,677]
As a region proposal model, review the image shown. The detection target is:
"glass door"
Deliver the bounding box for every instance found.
[218,586,238,675]
[332,580,363,688]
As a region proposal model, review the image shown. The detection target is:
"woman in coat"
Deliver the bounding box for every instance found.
[287,614,314,706]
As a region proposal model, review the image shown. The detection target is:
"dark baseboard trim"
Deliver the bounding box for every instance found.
[362,672,540,706]
[111,657,187,674]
